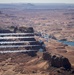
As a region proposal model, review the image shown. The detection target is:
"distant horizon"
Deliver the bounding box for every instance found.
[0,0,74,4]
[0,3,74,4]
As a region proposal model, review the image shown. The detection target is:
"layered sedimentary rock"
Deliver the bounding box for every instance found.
[0,26,46,56]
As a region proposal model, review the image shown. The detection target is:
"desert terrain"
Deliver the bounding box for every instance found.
[0,3,74,75]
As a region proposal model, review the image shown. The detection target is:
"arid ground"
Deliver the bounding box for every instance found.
[0,4,74,75]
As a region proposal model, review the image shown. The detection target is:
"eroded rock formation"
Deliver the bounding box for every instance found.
[0,26,46,57]
[43,52,71,70]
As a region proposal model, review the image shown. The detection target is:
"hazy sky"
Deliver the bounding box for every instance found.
[0,0,74,3]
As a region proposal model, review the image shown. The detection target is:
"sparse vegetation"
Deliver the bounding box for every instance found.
[0,3,74,75]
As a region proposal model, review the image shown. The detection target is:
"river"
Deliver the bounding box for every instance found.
[58,40,74,46]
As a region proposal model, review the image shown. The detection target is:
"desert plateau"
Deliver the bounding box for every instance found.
[0,3,74,75]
